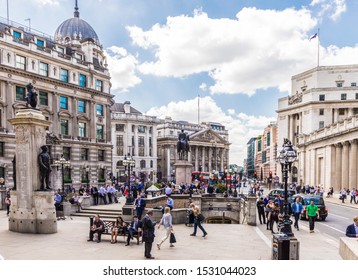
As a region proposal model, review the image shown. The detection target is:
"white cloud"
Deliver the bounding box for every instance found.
[199,83,207,91]
[127,7,318,96]
[310,0,347,21]
[147,96,276,164]
[33,0,60,5]
[105,46,142,93]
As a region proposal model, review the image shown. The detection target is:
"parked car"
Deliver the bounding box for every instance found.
[268,188,296,201]
[289,194,328,221]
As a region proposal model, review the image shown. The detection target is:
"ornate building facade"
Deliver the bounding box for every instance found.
[277,65,358,190]
[111,101,160,183]
[156,118,230,182]
[0,3,112,189]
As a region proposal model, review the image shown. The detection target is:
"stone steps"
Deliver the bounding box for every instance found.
[71,207,123,220]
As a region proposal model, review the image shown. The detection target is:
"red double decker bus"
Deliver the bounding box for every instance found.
[192,171,210,183]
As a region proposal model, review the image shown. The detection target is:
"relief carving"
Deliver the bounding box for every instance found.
[288,91,303,105]
[15,126,30,144]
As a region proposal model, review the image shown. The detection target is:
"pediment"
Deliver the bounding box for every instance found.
[58,110,73,118]
[190,129,226,144]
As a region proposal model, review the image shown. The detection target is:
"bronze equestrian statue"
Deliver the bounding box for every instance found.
[177,129,190,160]
[25,83,38,109]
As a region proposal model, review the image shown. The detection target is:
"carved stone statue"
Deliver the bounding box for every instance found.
[38,145,51,190]
[12,155,16,190]
[177,129,190,160]
[25,83,38,109]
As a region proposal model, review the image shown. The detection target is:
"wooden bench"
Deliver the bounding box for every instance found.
[89,217,141,245]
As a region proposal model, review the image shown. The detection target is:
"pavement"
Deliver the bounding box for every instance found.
[0,191,355,260]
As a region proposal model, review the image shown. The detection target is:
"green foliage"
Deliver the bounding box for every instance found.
[215,183,226,193]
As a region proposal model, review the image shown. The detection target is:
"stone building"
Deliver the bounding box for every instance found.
[277,65,358,189]
[0,3,112,189]
[254,122,278,182]
[111,101,160,183]
[157,118,230,182]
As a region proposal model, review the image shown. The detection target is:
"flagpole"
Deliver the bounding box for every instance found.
[317,28,320,67]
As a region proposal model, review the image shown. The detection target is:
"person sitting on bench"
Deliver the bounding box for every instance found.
[126,215,142,246]
[88,214,105,243]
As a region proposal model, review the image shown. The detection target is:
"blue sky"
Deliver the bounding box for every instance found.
[3,0,357,164]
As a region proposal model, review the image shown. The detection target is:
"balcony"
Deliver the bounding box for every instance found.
[77,136,90,141]
[96,138,106,143]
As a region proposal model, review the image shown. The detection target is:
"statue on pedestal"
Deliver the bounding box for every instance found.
[38,145,51,190]
[25,83,38,109]
[177,129,190,160]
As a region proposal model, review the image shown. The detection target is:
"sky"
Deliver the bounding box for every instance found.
[2,0,358,165]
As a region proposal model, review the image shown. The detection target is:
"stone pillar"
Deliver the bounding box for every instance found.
[195,146,199,170]
[330,145,336,190]
[247,196,257,226]
[335,143,342,192]
[174,161,193,185]
[220,148,224,171]
[134,125,138,156]
[342,141,349,190]
[90,101,96,140]
[208,147,212,171]
[166,146,171,180]
[349,140,357,190]
[8,109,57,234]
[52,92,59,135]
[310,149,316,186]
[5,82,14,132]
[201,146,205,171]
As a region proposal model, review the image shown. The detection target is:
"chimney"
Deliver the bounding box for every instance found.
[124,101,131,114]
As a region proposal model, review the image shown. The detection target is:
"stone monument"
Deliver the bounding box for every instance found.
[174,129,193,185]
[8,103,57,233]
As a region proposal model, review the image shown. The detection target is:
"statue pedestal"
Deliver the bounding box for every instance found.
[8,109,57,234]
[174,161,193,186]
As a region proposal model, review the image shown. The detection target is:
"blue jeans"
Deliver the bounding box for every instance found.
[193,218,207,235]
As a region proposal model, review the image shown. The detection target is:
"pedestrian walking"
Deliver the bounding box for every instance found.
[142,210,156,259]
[340,188,347,203]
[5,194,11,216]
[189,203,207,237]
[345,216,358,238]
[306,199,320,233]
[265,200,274,230]
[350,189,357,204]
[256,197,266,225]
[291,197,303,231]
[157,207,174,250]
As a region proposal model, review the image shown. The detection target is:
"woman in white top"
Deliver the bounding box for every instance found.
[157,207,174,249]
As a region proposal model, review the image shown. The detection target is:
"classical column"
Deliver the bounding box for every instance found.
[342,141,349,190]
[134,125,138,156]
[166,145,171,180]
[335,143,342,192]
[195,146,199,170]
[72,97,78,138]
[106,104,111,142]
[310,149,316,186]
[90,101,96,140]
[330,145,336,190]
[220,148,224,171]
[52,92,59,135]
[349,140,357,190]
[208,147,212,171]
[201,146,205,171]
[5,82,14,132]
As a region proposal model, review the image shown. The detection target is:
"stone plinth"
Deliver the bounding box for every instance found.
[9,191,57,233]
[8,109,57,234]
[247,196,257,226]
[174,160,193,185]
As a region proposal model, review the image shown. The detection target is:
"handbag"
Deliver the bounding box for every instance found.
[197,213,205,222]
[170,231,176,243]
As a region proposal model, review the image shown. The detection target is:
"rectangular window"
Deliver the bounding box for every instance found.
[60,96,68,109]
[96,125,104,140]
[15,55,26,70]
[116,135,124,156]
[115,124,124,132]
[13,30,21,39]
[63,147,71,160]
[149,126,153,134]
[36,39,44,47]
[262,151,266,163]
[79,74,87,87]
[339,108,345,115]
[98,150,105,161]
[149,137,152,147]
[138,136,145,157]
[266,132,271,147]
[78,122,86,137]
[96,104,103,116]
[58,47,64,54]
[78,100,86,113]
[356,93,358,100]
[258,140,262,152]
[337,83,343,87]
[353,108,358,115]
[75,53,83,60]
[60,69,68,82]
[96,79,103,91]
[319,121,324,129]
[0,142,4,157]
[16,86,26,101]
[351,83,356,87]
[60,119,69,135]
[138,125,146,133]
[0,167,4,179]
[39,62,48,76]
[63,168,71,181]
[341,93,347,100]
[319,94,325,101]
[39,91,48,106]
[81,148,88,161]
[319,108,324,115]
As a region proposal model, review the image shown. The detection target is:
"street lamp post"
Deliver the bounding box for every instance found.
[122,153,135,187]
[277,138,297,237]
[53,155,71,193]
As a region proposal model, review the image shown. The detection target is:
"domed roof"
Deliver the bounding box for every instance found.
[54,2,100,45]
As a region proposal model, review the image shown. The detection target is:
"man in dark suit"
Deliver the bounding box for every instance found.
[142,210,156,259]
[126,215,142,246]
[346,216,358,237]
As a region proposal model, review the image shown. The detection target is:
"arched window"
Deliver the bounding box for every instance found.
[150,160,153,168]
[140,160,146,169]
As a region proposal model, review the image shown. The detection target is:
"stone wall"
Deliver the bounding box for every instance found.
[339,237,358,260]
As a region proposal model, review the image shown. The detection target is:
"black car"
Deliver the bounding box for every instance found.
[289,194,328,221]
[268,188,296,201]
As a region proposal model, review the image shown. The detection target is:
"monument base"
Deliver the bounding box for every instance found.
[9,191,57,234]
[174,161,193,185]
